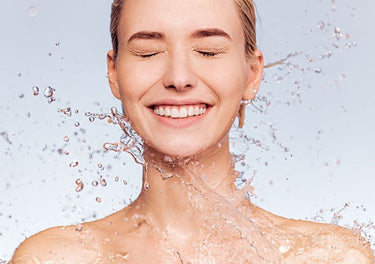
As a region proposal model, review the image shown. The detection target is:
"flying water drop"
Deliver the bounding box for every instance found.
[43,86,55,98]
[59,107,72,117]
[75,179,84,192]
[99,178,107,187]
[69,160,79,168]
[32,86,39,96]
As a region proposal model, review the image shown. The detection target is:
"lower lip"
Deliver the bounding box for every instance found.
[149,107,210,128]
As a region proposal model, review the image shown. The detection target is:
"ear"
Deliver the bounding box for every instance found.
[107,50,121,99]
[242,49,264,101]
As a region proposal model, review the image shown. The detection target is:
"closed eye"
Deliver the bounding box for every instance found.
[197,51,219,57]
[139,52,159,58]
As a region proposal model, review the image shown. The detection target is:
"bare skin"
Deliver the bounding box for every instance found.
[10,0,375,262]
[11,139,374,263]
[10,180,374,263]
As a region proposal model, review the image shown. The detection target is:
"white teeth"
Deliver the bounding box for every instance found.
[188,106,194,116]
[180,108,188,118]
[194,106,200,116]
[171,107,179,118]
[165,107,171,117]
[153,105,207,118]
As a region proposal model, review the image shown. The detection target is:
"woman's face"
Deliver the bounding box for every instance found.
[108,0,263,158]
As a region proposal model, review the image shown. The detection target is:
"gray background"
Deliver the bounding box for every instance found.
[1,0,374,260]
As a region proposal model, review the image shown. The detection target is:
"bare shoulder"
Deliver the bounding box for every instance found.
[10,209,138,264]
[10,223,105,264]
[254,206,374,263]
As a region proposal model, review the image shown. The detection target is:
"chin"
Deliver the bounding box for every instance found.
[162,145,204,159]
[144,140,208,161]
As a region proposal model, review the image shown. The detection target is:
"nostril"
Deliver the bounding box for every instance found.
[166,83,193,90]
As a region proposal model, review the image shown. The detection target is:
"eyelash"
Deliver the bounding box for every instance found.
[139,52,159,58]
[135,50,221,58]
[197,51,219,57]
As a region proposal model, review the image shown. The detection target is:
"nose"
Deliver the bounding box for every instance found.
[162,51,197,91]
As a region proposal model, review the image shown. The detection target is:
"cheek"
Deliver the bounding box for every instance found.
[117,61,165,100]
[196,57,248,97]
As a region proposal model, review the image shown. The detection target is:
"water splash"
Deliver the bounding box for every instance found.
[2,0,373,261]
[102,107,145,165]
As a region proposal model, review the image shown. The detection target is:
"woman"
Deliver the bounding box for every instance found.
[11,0,373,263]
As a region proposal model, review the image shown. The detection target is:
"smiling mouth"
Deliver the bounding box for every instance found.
[152,104,207,119]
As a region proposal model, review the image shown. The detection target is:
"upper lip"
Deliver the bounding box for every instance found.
[148,99,212,107]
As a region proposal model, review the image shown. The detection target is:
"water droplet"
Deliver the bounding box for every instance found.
[32,86,39,96]
[103,142,124,152]
[89,116,95,122]
[96,197,102,203]
[43,86,55,98]
[123,180,128,185]
[114,176,119,182]
[345,41,357,49]
[59,107,72,117]
[28,6,38,16]
[69,160,79,167]
[97,163,104,171]
[334,27,342,39]
[48,97,56,104]
[63,136,70,142]
[92,180,98,187]
[74,122,80,127]
[314,68,322,73]
[55,42,60,46]
[99,178,107,187]
[75,179,84,192]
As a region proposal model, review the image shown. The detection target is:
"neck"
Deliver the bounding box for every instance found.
[131,135,242,241]
[143,135,237,197]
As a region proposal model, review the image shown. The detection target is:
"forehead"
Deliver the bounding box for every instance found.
[119,0,243,41]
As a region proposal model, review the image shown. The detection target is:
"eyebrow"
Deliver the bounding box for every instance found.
[190,28,231,40]
[128,28,231,44]
[128,31,165,43]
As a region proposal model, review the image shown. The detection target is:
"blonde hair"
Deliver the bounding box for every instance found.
[110,0,257,57]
